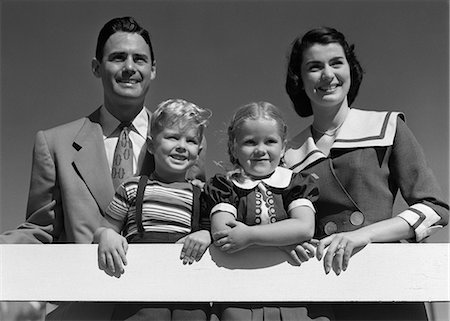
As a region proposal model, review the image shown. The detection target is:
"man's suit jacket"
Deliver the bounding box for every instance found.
[0,107,160,244]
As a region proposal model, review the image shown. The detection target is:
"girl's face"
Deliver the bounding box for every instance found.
[301,43,351,110]
[232,118,285,178]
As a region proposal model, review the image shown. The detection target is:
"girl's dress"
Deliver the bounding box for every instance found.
[105,175,211,321]
[205,166,333,321]
[284,108,449,321]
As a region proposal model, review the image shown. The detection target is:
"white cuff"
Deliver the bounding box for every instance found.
[287,198,316,214]
[210,203,237,218]
[397,203,442,242]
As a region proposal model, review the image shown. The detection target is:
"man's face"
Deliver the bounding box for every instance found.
[93,32,155,106]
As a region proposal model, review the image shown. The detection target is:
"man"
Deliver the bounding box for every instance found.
[0,16,204,320]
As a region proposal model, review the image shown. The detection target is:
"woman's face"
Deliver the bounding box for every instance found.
[300,43,351,110]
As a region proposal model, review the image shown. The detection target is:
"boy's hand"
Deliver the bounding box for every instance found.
[177,230,211,265]
[213,221,252,253]
[97,228,129,278]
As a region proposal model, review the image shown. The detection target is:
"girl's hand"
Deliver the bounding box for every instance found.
[213,221,252,253]
[317,231,369,275]
[97,228,128,278]
[177,230,211,265]
[278,239,318,266]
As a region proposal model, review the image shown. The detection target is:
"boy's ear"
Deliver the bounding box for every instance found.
[146,137,155,155]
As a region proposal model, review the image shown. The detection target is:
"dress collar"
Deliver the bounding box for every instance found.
[231,167,293,190]
[284,108,403,172]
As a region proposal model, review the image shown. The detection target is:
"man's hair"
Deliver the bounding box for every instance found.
[150,99,212,141]
[95,16,155,66]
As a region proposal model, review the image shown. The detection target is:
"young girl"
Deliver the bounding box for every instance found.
[205,102,330,321]
[94,99,212,321]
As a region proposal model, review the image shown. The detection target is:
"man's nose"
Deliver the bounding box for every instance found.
[122,57,136,75]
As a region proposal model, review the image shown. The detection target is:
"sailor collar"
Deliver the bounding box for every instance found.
[231,167,294,190]
[284,108,404,172]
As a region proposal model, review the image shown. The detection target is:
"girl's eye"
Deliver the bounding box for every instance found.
[187,138,199,145]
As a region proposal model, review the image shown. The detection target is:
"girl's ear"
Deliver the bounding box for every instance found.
[281,140,287,157]
[146,137,155,155]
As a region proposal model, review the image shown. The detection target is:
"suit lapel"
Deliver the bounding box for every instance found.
[72,108,115,214]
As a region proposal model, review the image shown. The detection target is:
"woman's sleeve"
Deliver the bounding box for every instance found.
[391,117,449,242]
[284,172,320,215]
[203,174,238,218]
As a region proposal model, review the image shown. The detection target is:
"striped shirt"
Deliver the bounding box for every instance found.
[106,177,194,238]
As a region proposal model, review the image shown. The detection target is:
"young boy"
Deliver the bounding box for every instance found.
[95,98,211,274]
[93,99,212,320]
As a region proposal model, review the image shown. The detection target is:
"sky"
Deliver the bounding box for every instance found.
[1,0,448,237]
[0,0,449,318]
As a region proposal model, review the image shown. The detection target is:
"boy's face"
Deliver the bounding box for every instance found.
[149,125,201,181]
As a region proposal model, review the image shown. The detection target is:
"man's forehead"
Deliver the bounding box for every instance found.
[103,32,150,54]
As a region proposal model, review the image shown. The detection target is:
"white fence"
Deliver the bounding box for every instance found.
[0,243,448,302]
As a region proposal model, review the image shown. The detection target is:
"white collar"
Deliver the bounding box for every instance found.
[231,167,294,190]
[99,106,149,139]
[284,108,403,172]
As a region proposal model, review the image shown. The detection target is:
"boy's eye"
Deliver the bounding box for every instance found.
[242,139,256,146]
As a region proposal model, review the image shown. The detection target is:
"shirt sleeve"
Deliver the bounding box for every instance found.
[203,174,238,218]
[391,117,449,242]
[284,172,319,214]
[105,182,133,227]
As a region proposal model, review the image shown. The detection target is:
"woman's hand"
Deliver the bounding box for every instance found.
[317,230,370,275]
[177,230,211,265]
[213,221,253,253]
[97,228,128,278]
[278,239,318,266]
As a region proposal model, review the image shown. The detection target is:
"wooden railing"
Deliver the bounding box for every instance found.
[0,243,448,302]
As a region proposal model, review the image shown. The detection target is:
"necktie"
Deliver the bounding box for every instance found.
[112,122,133,190]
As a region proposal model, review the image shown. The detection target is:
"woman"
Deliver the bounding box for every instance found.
[283,27,448,321]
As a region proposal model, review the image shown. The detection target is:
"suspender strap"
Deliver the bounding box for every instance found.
[191,185,201,232]
[135,175,148,235]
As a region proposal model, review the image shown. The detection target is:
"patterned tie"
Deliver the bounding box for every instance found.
[111,122,133,190]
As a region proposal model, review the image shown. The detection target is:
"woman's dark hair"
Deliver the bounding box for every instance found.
[285,27,364,117]
[95,16,155,66]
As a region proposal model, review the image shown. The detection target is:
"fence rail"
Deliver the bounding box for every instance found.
[0,243,448,302]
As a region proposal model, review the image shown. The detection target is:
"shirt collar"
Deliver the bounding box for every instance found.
[99,106,149,139]
[231,167,293,190]
[284,108,403,172]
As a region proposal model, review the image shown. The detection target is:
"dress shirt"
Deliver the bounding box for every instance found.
[99,106,149,175]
